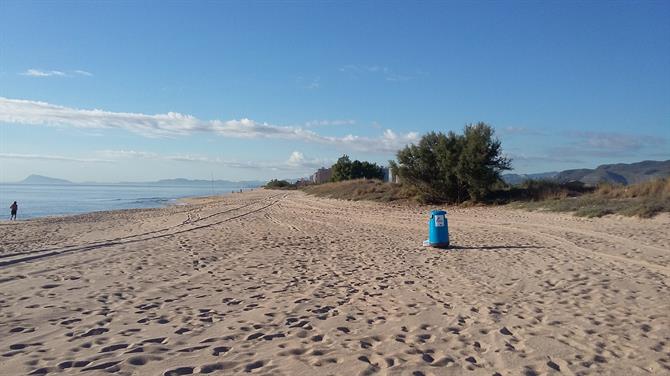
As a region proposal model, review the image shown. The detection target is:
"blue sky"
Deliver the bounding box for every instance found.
[1,1,668,182]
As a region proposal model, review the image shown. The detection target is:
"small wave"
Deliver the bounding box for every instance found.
[129,198,170,205]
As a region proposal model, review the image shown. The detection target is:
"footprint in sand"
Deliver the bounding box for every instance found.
[100,343,129,353]
[244,360,264,372]
[336,327,350,334]
[212,346,231,356]
[81,327,109,337]
[163,366,194,376]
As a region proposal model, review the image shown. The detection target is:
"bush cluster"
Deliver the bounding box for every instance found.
[331,155,384,182]
[390,122,511,203]
[264,179,297,190]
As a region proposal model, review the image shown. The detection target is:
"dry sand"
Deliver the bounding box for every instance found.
[1,189,669,376]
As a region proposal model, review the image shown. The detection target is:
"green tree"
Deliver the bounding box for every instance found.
[391,123,511,203]
[264,179,296,189]
[331,155,353,182]
[331,155,385,182]
[457,123,511,201]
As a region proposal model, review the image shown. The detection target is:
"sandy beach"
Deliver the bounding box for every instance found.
[1,189,669,376]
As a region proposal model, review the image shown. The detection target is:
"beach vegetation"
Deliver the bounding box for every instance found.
[264,179,297,190]
[302,179,411,202]
[389,122,511,203]
[301,177,670,218]
[511,178,670,218]
[330,155,385,182]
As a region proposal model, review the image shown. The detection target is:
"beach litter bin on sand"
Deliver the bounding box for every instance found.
[423,209,449,248]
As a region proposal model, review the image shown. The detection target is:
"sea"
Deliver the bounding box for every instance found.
[0,183,255,220]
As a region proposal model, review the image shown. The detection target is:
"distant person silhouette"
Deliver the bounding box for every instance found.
[10,201,18,220]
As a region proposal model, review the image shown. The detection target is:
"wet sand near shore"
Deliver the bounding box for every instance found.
[1,189,669,375]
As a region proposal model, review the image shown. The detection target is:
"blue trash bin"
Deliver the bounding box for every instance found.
[428,210,449,248]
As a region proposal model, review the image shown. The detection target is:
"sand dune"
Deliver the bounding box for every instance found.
[1,190,668,375]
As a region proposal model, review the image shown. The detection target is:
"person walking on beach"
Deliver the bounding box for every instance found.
[9,201,18,220]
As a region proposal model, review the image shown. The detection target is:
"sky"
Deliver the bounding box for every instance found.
[0,1,668,183]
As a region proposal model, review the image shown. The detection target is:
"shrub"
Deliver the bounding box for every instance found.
[302,179,411,202]
[513,178,670,218]
[331,155,384,182]
[264,179,297,189]
[390,122,511,203]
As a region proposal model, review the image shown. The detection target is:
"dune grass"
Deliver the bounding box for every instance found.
[301,179,412,202]
[513,178,670,218]
[303,178,670,218]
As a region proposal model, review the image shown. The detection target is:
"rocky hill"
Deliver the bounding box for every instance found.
[504,160,670,186]
[18,174,73,185]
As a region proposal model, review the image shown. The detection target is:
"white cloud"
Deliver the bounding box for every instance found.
[0,97,418,152]
[339,65,421,82]
[304,119,356,128]
[555,131,667,158]
[21,69,66,77]
[506,152,584,164]
[340,65,390,74]
[305,77,320,89]
[286,151,329,169]
[0,148,338,175]
[287,151,305,166]
[0,152,111,163]
[95,149,331,171]
[73,70,93,76]
[296,76,320,90]
[20,69,93,78]
[96,150,160,159]
[501,126,545,136]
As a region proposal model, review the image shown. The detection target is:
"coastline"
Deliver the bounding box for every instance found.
[0,183,256,221]
[1,189,668,375]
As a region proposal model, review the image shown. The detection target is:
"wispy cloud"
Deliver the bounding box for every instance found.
[285,151,331,169]
[96,149,331,171]
[1,149,334,174]
[506,152,584,165]
[339,65,421,82]
[20,69,93,77]
[554,131,667,158]
[501,126,545,136]
[296,76,320,89]
[506,130,667,169]
[0,152,111,163]
[21,69,66,77]
[304,119,356,128]
[0,97,418,153]
[73,70,93,76]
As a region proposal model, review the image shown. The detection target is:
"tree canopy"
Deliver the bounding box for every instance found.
[389,122,511,203]
[264,179,296,189]
[331,155,385,182]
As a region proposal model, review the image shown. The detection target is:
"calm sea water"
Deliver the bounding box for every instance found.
[0,184,253,220]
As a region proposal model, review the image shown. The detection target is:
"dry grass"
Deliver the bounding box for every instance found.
[595,178,670,199]
[302,179,412,202]
[487,180,593,204]
[515,178,670,218]
[304,178,670,218]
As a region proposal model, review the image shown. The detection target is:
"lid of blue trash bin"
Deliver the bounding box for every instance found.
[431,210,447,216]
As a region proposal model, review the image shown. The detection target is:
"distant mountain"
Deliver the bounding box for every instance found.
[555,160,670,185]
[502,172,558,185]
[504,160,670,186]
[19,174,73,185]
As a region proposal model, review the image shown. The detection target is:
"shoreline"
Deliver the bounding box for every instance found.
[0,188,258,222]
